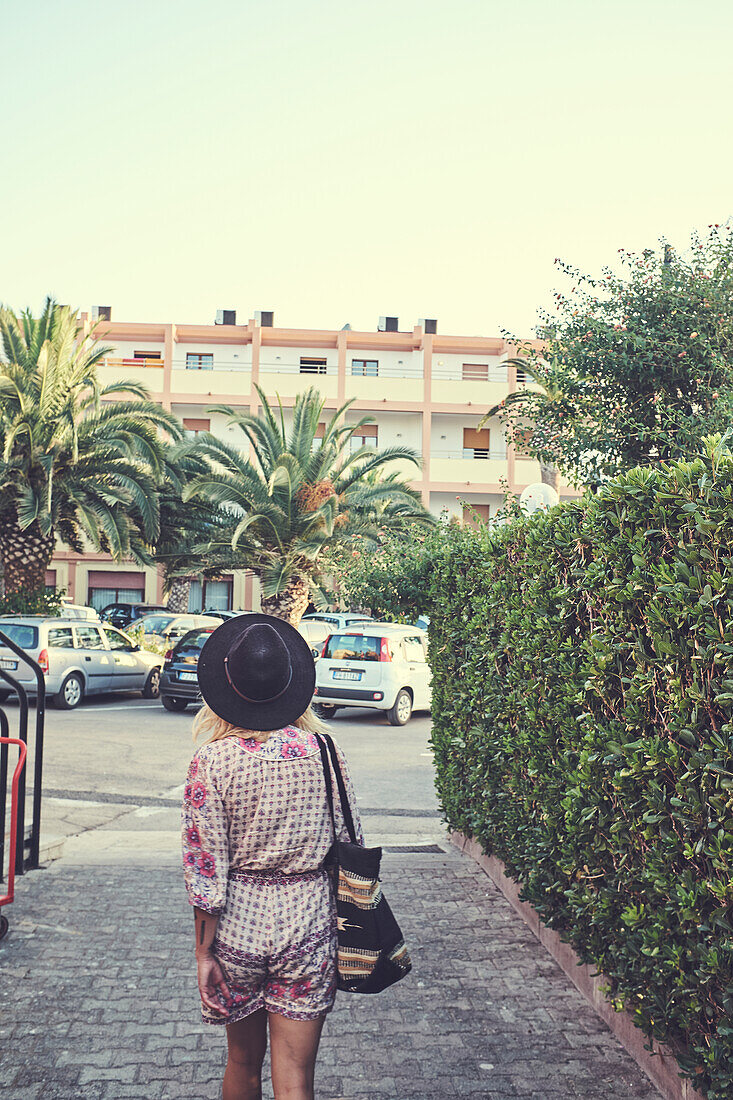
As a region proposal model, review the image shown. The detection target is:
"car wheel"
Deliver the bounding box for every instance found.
[0,913,8,941]
[162,695,189,712]
[55,673,84,710]
[142,668,161,699]
[387,689,412,726]
[312,703,338,719]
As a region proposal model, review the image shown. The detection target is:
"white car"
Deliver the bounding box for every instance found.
[312,623,430,725]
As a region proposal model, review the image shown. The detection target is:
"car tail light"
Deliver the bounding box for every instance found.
[164,649,173,661]
[379,638,392,662]
[320,640,329,658]
[38,648,49,674]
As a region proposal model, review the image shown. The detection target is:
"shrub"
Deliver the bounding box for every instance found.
[0,587,65,617]
[428,437,733,1098]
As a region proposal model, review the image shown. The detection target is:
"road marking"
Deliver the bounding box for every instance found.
[163,783,186,799]
[72,704,163,713]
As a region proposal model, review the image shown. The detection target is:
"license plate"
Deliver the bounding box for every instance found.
[333,669,362,681]
[0,658,17,670]
[178,671,198,682]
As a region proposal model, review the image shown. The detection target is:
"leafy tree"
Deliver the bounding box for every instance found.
[184,386,432,624]
[0,299,181,593]
[493,227,733,487]
[480,357,562,490]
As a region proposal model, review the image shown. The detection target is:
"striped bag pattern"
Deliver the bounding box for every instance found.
[316,733,412,994]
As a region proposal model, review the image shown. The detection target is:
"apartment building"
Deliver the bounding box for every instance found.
[49,309,572,611]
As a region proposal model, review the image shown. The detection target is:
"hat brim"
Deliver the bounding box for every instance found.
[197,614,316,730]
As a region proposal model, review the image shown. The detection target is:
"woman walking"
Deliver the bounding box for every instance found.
[181,614,362,1100]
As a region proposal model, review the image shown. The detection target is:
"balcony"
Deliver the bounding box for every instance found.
[430,449,509,486]
[259,360,339,400]
[98,357,164,392]
[170,366,251,397]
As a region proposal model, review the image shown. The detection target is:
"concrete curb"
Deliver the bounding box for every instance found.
[450,831,702,1100]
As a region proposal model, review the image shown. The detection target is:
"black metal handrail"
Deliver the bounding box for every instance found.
[0,630,46,873]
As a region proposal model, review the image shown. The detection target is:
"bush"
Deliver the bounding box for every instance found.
[428,438,733,1098]
[0,587,65,617]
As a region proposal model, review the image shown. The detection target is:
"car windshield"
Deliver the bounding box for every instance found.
[0,624,39,649]
[324,634,381,661]
[174,630,214,657]
[137,615,175,632]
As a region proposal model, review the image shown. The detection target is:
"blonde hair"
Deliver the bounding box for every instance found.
[192,702,328,745]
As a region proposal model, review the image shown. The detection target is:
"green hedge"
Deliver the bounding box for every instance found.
[429,439,733,1098]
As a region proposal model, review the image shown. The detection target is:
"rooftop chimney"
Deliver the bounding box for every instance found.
[92,305,112,322]
[215,309,237,325]
[255,310,274,327]
[419,318,437,334]
[378,316,399,332]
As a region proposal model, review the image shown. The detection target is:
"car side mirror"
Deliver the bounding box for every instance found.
[311,647,321,659]
[132,644,140,652]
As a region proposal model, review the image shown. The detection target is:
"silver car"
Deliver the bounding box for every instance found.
[0,617,164,709]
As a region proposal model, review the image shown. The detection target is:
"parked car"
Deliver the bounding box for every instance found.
[0,617,164,709]
[159,626,217,711]
[301,612,375,632]
[101,602,168,628]
[129,612,222,646]
[298,618,333,655]
[58,601,101,622]
[313,623,430,725]
[201,609,246,620]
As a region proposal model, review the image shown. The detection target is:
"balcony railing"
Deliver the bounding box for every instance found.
[431,364,509,382]
[431,448,508,461]
[99,357,164,369]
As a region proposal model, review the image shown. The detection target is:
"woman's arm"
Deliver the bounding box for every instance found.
[194,906,231,1016]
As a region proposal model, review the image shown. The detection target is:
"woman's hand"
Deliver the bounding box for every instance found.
[196,952,232,1016]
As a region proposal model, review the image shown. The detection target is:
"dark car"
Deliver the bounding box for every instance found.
[159,626,217,712]
[101,602,168,629]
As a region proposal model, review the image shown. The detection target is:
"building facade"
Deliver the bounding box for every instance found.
[49,310,573,611]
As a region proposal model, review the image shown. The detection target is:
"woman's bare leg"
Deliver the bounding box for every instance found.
[223,1008,268,1100]
[268,1012,326,1100]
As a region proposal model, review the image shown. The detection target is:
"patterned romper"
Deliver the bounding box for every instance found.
[181,727,363,1024]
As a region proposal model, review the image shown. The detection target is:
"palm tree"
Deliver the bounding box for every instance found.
[480,356,562,491]
[185,386,431,624]
[0,299,181,594]
[155,443,233,612]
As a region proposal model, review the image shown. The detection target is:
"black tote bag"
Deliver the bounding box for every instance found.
[316,733,412,994]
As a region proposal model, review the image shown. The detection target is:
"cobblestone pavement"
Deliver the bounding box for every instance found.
[0,848,662,1100]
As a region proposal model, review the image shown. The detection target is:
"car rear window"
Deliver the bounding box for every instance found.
[324,634,381,661]
[174,630,215,657]
[0,624,39,649]
[137,615,174,632]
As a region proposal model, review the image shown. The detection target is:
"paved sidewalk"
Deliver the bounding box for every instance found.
[0,847,661,1100]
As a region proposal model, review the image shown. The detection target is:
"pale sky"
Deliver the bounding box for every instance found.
[2,0,732,338]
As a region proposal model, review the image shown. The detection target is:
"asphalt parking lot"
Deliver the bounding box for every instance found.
[2,693,443,860]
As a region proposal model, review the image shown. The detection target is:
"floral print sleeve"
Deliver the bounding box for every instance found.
[182,747,230,915]
[332,739,364,845]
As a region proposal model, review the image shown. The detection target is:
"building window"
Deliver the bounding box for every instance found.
[516,365,527,383]
[312,422,326,452]
[188,577,233,612]
[351,359,379,376]
[350,424,378,453]
[133,350,162,361]
[186,353,214,370]
[462,363,488,381]
[463,427,491,459]
[300,357,328,374]
[183,418,211,438]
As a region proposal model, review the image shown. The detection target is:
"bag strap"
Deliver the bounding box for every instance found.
[316,733,358,845]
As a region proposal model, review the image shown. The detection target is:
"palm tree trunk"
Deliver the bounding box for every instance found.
[0,518,56,595]
[539,462,560,492]
[166,574,195,613]
[260,576,311,626]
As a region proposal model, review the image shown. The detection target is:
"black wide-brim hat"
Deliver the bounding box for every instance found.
[197,613,316,730]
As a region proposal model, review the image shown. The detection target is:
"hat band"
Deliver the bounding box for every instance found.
[223,656,293,705]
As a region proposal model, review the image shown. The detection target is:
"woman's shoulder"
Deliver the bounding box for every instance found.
[238,726,321,762]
